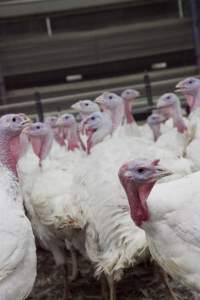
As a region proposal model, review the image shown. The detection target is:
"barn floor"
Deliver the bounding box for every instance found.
[28,249,197,300]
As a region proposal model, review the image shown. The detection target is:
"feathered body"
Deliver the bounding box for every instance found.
[143,171,200,290]
[0,166,36,300]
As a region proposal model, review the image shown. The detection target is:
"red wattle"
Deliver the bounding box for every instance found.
[68,143,80,151]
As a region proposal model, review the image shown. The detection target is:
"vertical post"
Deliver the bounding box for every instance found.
[0,66,6,105]
[46,17,52,37]
[177,0,184,18]
[34,92,44,122]
[144,71,153,106]
[189,0,200,73]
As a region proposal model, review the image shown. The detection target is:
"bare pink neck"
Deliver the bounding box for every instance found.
[29,131,53,166]
[0,133,19,176]
[66,124,81,151]
[171,108,187,133]
[120,178,155,227]
[182,89,200,112]
[86,130,93,155]
[124,101,135,124]
[174,118,187,133]
[184,94,195,112]
[151,124,161,141]
[104,104,124,131]
[53,128,65,146]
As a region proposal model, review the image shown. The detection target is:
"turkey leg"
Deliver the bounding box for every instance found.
[161,270,181,300]
[69,247,79,282]
[63,265,72,300]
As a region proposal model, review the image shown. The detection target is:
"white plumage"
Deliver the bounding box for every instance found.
[18,128,85,267]
[0,164,36,300]
[119,159,200,294]
[71,107,193,286]
[144,171,200,290]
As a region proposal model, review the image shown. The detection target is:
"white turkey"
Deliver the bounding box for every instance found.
[44,115,63,145]
[72,112,147,300]
[93,92,192,178]
[71,99,100,121]
[0,113,36,300]
[156,92,187,133]
[56,113,85,152]
[71,100,192,299]
[96,91,153,140]
[154,92,192,158]
[176,77,200,113]
[147,112,166,141]
[175,78,200,170]
[18,121,84,299]
[119,158,200,299]
[44,115,69,159]
[121,88,140,124]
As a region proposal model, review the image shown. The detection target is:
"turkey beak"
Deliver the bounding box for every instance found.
[56,117,63,127]
[152,166,173,181]
[18,114,32,127]
[21,125,31,135]
[21,120,31,127]
[95,95,104,105]
[175,81,184,92]
[134,90,140,98]
[71,102,79,111]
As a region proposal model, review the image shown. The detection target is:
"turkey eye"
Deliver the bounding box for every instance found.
[166,96,171,100]
[85,103,89,106]
[138,168,145,174]
[65,116,69,120]
[189,80,193,84]
[12,117,16,122]
[108,96,113,100]
[36,125,40,129]
[91,116,96,121]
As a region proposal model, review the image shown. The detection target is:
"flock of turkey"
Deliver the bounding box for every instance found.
[2,76,200,300]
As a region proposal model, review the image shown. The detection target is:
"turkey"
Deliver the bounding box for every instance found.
[18,121,85,299]
[176,77,200,113]
[71,99,100,148]
[121,88,140,124]
[73,112,147,300]
[175,78,200,169]
[120,88,144,137]
[81,111,113,154]
[147,113,166,141]
[119,158,200,298]
[71,99,100,121]
[156,92,187,133]
[95,92,125,132]
[94,92,192,172]
[155,93,189,157]
[96,91,153,139]
[56,113,85,152]
[0,114,36,300]
[44,115,65,147]
[72,101,192,299]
